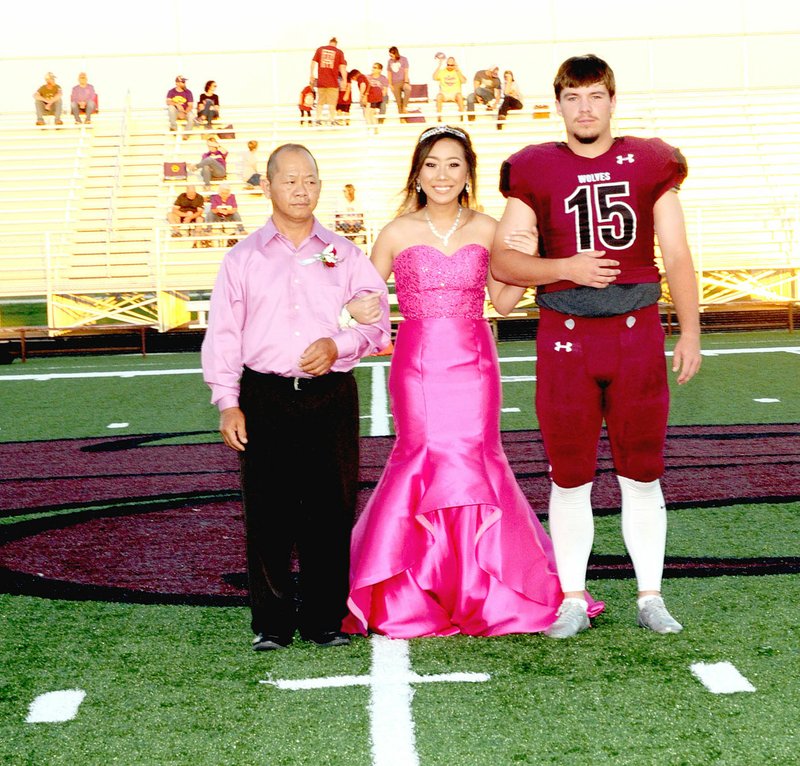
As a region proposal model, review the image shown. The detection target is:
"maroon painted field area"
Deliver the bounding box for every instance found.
[1,425,798,604]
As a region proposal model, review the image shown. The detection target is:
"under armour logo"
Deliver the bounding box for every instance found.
[554,341,573,352]
[616,154,635,164]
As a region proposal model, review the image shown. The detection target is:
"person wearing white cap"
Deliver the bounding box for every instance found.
[33,72,63,126]
[166,75,195,132]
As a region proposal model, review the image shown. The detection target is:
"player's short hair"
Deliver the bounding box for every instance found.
[553,54,616,99]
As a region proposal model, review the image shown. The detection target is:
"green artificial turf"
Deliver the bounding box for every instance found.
[1,332,798,765]
[0,332,798,442]
[2,574,798,765]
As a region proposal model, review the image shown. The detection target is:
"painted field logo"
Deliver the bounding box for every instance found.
[1,425,799,604]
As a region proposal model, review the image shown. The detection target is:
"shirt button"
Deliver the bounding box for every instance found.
[294,331,300,336]
[294,304,300,310]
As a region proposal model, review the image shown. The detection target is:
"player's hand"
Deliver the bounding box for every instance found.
[672,334,701,384]
[504,228,539,256]
[564,250,620,288]
[299,338,338,376]
[347,292,383,324]
[219,406,247,451]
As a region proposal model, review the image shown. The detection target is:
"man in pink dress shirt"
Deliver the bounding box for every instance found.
[202,143,390,651]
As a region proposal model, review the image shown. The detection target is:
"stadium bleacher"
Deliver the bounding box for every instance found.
[0,89,798,335]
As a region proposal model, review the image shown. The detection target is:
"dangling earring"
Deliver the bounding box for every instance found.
[415,180,421,193]
[465,181,471,194]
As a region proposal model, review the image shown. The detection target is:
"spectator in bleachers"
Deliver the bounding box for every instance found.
[241,140,262,188]
[387,46,410,120]
[208,184,246,236]
[496,70,523,130]
[335,184,366,244]
[336,71,357,126]
[310,36,347,125]
[166,75,195,133]
[33,72,63,126]
[466,66,501,120]
[198,81,220,129]
[366,63,389,126]
[167,184,205,237]
[70,72,97,125]
[299,84,316,126]
[432,56,466,122]
[190,135,227,190]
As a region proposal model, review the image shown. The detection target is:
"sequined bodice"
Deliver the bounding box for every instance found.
[393,244,488,320]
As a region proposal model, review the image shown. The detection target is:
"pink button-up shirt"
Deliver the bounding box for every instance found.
[201,217,390,411]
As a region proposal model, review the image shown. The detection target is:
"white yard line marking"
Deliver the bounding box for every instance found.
[369,636,419,766]
[107,422,129,429]
[753,398,780,403]
[690,662,756,694]
[25,689,86,723]
[370,365,390,437]
[501,407,521,413]
[500,376,536,383]
[261,635,489,766]
[1,346,796,382]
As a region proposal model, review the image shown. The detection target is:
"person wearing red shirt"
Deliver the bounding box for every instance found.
[310,37,347,125]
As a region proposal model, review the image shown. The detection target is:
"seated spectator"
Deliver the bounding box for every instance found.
[387,46,410,119]
[208,184,245,237]
[432,56,466,122]
[466,66,501,120]
[299,84,315,126]
[496,70,523,130]
[166,75,195,133]
[33,72,63,126]
[198,81,220,129]
[189,135,227,190]
[334,184,366,244]
[70,72,97,125]
[366,63,389,126]
[167,185,205,236]
[241,140,261,188]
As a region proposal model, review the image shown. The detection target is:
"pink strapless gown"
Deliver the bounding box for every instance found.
[344,244,603,638]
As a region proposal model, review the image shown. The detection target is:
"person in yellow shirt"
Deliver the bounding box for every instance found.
[432,56,466,121]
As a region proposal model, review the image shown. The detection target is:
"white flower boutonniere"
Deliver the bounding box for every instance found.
[300,243,340,268]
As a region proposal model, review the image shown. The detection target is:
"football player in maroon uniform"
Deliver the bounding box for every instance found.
[492,54,701,638]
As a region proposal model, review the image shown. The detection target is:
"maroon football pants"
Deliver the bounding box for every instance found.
[535,304,669,488]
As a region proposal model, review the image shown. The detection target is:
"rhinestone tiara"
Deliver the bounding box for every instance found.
[418,125,467,143]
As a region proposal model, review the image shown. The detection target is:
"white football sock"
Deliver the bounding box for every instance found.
[618,475,667,593]
[547,481,594,594]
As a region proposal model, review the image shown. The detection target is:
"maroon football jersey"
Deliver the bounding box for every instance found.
[500,136,687,294]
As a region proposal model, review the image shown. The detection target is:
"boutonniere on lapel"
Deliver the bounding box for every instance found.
[300,243,339,268]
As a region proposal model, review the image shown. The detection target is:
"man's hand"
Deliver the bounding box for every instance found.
[219,407,247,451]
[672,334,701,385]
[562,250,620,288]
[299,338,338,376]
[347,292,383,324]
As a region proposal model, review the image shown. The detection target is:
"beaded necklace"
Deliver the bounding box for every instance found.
[424,206,462,247]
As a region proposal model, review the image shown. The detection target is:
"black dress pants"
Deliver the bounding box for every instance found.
[238,367,359,641]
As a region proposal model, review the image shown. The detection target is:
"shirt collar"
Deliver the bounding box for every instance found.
[261,216,333,249]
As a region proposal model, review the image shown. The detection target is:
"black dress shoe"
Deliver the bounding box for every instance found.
[252,633,292,651]
[305,631,351,648]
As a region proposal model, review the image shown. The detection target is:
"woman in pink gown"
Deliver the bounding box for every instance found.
[344,126,603,638]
